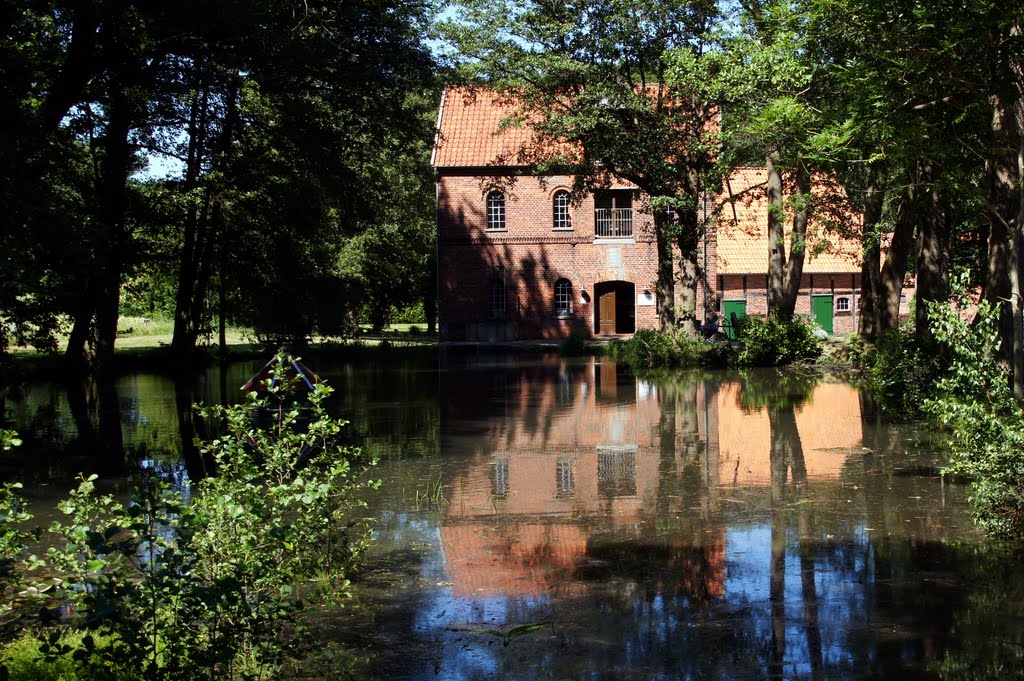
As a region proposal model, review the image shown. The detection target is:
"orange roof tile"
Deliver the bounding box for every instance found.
[432,86,714,169]
[432,88,541,168]
[716,167,862,275]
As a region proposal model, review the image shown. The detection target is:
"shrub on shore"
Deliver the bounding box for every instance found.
[733,315,821,367]
[0,360,378,679]
[612,328,730,368]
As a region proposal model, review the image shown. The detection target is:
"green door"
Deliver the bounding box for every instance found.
[812,295,834,335]
[722,300,747,340]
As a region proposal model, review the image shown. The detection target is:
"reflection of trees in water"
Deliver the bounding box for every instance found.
[64,376,126,477]
[754,368,821,681]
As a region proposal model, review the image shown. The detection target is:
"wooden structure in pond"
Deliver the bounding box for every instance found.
[241,355,320,394]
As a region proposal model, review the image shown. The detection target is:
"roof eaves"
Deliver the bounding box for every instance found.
[429,88,448,169]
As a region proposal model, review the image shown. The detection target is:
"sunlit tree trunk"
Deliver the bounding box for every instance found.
[766,154,810,321]
[654,210,677,331]
[878,190,915,333]
[780,159,811,320]
[676,169,703,336]
[1012,131,1024,403]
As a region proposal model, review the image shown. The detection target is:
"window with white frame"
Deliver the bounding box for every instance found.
[554,278,573,317]
[836,296,851,312]
[488,278,506,319]
[486,191,505,231]
[553,190,572,230]
[555,457,575,499]
[491,459,509,499]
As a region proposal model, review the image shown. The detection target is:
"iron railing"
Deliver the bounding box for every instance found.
[594,208,633,238]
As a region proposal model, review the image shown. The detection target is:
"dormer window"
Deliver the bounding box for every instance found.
[486,191,506,231]
[553,190,572,230]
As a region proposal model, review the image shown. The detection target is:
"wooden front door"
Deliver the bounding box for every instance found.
[599,291,617,334]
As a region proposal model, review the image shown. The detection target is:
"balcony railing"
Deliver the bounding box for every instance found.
[595,208,633,238]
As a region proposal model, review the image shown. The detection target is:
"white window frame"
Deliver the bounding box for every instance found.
[554,279,573,317]
[486,191,506,231]
[553,190,572,231]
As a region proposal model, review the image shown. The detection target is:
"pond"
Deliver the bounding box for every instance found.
[2,349,1023,679]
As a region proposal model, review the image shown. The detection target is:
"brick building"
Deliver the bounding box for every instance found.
[432,88,877,341]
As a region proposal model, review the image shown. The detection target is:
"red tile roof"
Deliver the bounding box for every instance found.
[432,88,541,168]
[716,167,862,275]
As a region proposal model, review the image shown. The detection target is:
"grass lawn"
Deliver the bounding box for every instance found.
[7,318,437,367]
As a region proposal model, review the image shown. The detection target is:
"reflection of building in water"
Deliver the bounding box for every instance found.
[716,382,863,486]
[442,357,722,598]
[440,360,864,599]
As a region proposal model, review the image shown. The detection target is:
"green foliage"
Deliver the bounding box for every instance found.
[39,360,378,678]
[923,300,1024,540]
[734,316,821,367]
[615,328,728,369]
[859,329,938,418]
[391,302,427,325]
[1,430,30,621]
[1,629,123,681]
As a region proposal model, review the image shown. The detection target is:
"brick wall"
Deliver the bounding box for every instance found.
[437,171,718,340]
[716,271,913,335]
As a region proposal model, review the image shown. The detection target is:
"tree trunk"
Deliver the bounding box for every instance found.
[676,214,701,336]
[858,167,885,340]
[655,209,677,330]
[1012,24,1024,404]
[424,293,437,335]
[1013,133,1024,404]
[38,0,98,135]
[675,170,703,336]
[171,72,212,362]
[65,291,95,370]
[778,158,811,321]
[218,253,228,360]
[914,163,947,343]
[91,86,134,376]
[981,93,1019,364]
[766,150,786,317]
[878,190,915,333]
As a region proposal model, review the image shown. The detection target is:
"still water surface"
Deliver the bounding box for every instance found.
[3,349,1023,679]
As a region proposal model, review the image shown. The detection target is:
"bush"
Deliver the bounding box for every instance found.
[1,630,125,681]
[615,328,725,369]
[860,328,938,417]
[923,299,1024,540]
[30,358,378,679]
[734,316,821,367]
[391,302,426,324]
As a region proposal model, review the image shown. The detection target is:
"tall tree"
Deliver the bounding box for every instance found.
[1,0,438,369]
[728,0,823,321]
[441,0,721,333]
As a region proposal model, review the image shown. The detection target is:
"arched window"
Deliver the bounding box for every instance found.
[486,191,505,231]
[488,278,507,318]
[552,190,572,230]
[554,279,573,317]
